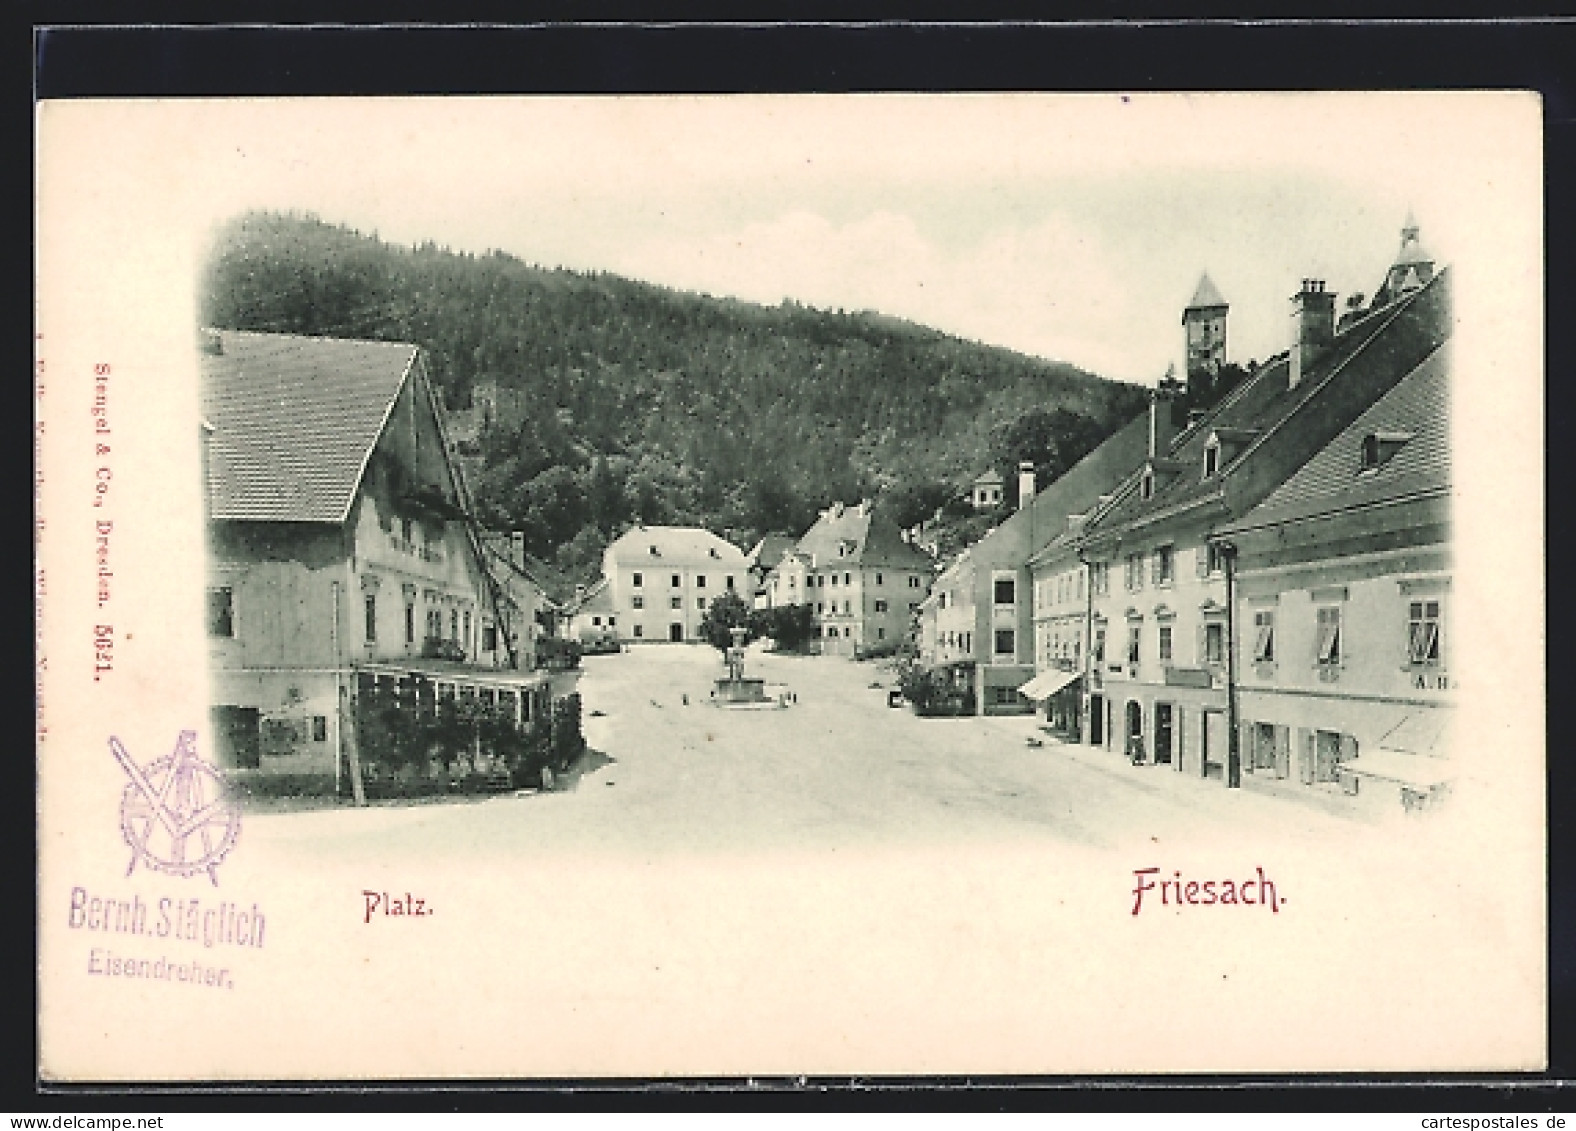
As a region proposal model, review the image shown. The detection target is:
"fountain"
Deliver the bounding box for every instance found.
[713,625,773,706]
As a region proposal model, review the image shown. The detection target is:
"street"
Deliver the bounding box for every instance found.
[251,643,1358,865]
[175,646,1509,1078]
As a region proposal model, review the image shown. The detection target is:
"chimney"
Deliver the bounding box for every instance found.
[510,531,525,568]
[1289,278,1336,389]
[1017,461,1035,510]
[1148,379,1182,459]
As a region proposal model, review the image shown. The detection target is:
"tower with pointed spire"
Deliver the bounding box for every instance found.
[1182,271,1228,379]
[1374,210,1436,307]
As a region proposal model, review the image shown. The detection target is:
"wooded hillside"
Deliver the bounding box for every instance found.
[202,211,1148,588]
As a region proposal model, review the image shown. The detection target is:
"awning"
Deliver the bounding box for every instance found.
[1378,710,1452,756]
[1018,668,1082,701]
[1344,748,1454,789]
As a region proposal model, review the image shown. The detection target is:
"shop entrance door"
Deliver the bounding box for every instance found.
[1089,695,1104,745]
[1154,703,1174,765]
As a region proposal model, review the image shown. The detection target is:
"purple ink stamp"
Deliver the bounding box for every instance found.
[110,730,240,886]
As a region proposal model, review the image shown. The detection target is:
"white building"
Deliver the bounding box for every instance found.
[602,525,749,643]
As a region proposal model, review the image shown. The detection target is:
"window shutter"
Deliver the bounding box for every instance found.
[1196,546,1209,578]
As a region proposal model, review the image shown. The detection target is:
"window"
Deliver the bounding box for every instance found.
[816,602,823,614]
[207,587,234,637]
[608,617,616,628]
[633,572,643,587]
[1091,562,1109,596]
[878,627,886,640]
[1127,624,1141,664]
[845,572,852,586]
[1204,441,1220,478]
[697,598,706,610]
[592,616,602,626]
[1204,621,1225,664]
[831,574,839,587]
[995,629,1015,655]
[1315,606,1341,665]
[1408,600,1441,664]
[843,626,851,638]
[994,577,1015,605]
[844,600,852,614]
[1125,554,1145,592]
[463,610,471,644]
[1252,610,1275,662]
[1140,469,1154,500]
[482,624,497,652]
[696,575,707,589]
[364,595,377,642]
[671,574,681,588]
[1155,546,1175,586]
[1094,627,1106,663]
[875,573,884,586]
[450,609,459,641]
[1200,542,1226,577]
[670,597,682,610]
[1158,624,1173,662]
[874,600,888,613]
[400,517,413,544]
[633,625,644,638]
[312,715,328,743]
[632,595,644,609]
[405,603,415,644]
[909,576,921,588]
[908,602,918,613]
[725,575,734,590]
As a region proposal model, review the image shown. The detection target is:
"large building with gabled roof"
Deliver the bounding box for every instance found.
[202,328,547,782]
[1076,221,1449,785]
[1216,339,1453,810]
[785,500,932,656]
[601,524,749,643]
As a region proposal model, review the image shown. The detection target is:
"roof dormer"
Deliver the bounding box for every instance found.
[1360,430,1413,473]
[1202,427,1260,478]
[1140,457,1189,499]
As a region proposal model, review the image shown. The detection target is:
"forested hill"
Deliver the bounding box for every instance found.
[202,210,1148,588]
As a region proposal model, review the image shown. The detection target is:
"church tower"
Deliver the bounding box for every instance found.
[1182,272,1228,379]
[1374,210,1436,307]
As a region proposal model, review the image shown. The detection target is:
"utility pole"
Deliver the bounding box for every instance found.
[1221,539,1241,789]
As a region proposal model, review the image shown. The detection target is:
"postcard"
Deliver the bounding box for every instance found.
[36,91,1546,1080]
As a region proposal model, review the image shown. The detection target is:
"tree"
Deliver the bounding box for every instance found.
[697,589,755,652]
[994,407,1106,505]
[884,478,951,531]
[750,603,815,652]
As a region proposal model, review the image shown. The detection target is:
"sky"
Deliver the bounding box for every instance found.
[43,92,1533,385]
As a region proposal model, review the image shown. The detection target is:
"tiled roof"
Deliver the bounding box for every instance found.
[969,410,1153,569]
[796,503,932,569]
[202,329,419,523]
[1224,343,1450,531]
[607,525,748,569]
[567,577,613,616]
[746,533,800,572]
[1084,267,1450,541]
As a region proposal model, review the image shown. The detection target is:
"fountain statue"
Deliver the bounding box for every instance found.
[714,624,770,705]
